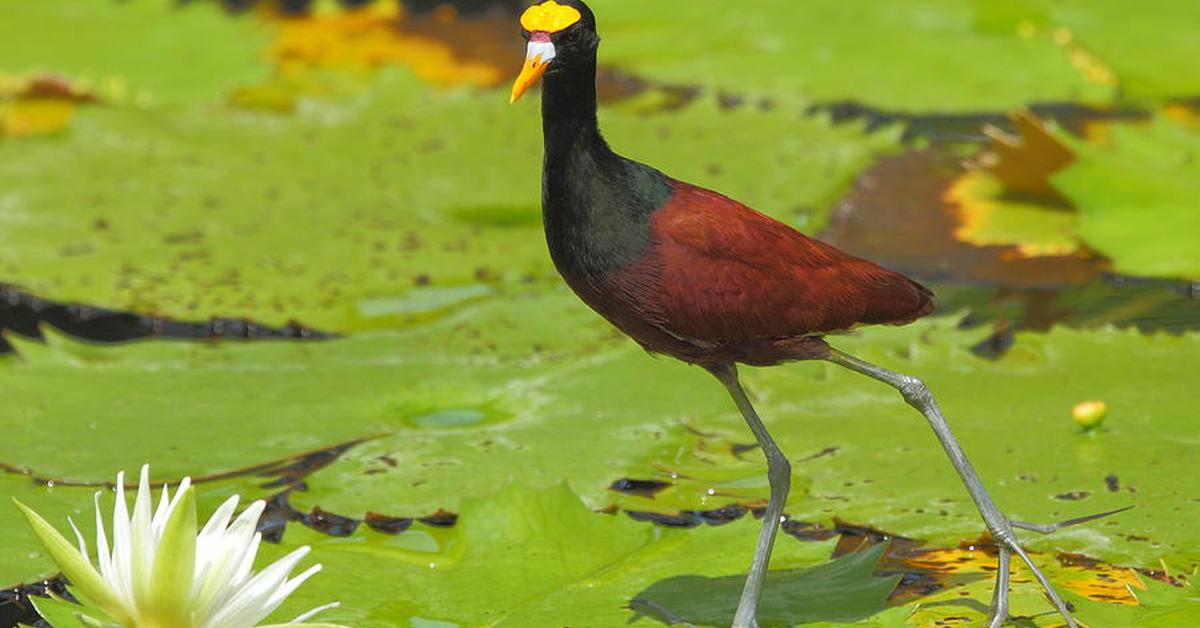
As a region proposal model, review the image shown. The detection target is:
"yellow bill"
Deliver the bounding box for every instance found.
[510,39,556,103]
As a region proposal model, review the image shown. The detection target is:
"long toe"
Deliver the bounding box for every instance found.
[1011,505,1133,535]
[999,536,1079,628]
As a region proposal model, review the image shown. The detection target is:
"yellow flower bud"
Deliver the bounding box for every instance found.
[1072,400,1108,429]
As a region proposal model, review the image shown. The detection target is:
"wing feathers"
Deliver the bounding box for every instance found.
[640,181,933,341]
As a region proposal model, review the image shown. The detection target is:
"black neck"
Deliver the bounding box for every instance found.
[541,52,603,160]
[537,47,673,280]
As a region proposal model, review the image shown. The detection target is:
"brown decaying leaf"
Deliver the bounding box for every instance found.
[975,109,1075,199]
[891,543,1146,607]
[823,149,1106,289]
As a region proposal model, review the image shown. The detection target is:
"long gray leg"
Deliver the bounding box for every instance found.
[824,348,1078,628]
[708,363,790,628]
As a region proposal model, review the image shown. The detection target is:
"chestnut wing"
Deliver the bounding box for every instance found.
[646,183,933,342]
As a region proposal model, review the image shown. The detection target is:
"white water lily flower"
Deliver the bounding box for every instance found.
[14,466,344,628]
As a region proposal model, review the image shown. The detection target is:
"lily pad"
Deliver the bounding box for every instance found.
[251,483,900,627]
[6,299,1198,597]
[0,70,898,331]
[591,0,1111,111]
[949,170,1082,256]
[1051,0,1200,103]
[1072,573,1200,626]
[1055,118,1200,279]
[288,317,1200,576]
[0,0,270,105]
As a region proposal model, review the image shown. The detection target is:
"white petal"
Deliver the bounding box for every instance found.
[191,495,241,602]
[245,564,320,626]
[225,502,267,586]
[67,516,88,561]
[267,563,321,610]
[153,483,172,532]
[130,465,156,616]
[197,495,239,542]
[233,532,263,587]
[202,547,310,628]
[289,600,339,623]
[170,477,193,517]
[93,492,113,585]
[229,501,266,540]
[110,471,135,609]
[192,502,264,624]
[192,535,256,621]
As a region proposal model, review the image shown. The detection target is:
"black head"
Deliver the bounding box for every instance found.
[510,0,600,102]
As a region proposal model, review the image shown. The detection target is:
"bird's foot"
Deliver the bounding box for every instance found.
[984,506,1131,628]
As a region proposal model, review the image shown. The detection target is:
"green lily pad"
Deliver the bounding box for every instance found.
[591,0,1111,111]
[1069,574,1200,626]
[289,317,1200,575]
[254,483,900,627]
[0,0,270,105]
[28,595,95,628]
[0,70,897,331]
[6,297,1197,586]
[1052,0,1200,103]
[1055,118,1200,278]
[631,542,898,626]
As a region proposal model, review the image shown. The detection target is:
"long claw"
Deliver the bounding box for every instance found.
[1010,505,1133,535]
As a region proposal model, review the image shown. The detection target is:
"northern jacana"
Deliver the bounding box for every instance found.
[510,2,1105,626]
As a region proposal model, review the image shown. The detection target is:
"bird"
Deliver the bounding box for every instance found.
[509,2,1109,626]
